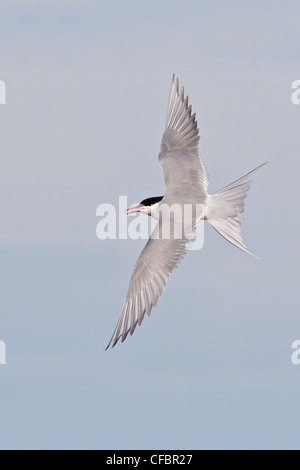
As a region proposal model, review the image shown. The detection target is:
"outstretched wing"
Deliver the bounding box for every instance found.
[159,75,209,201]
[105,222,188,349]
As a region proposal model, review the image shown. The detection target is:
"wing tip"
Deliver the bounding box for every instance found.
[164,75,199,148]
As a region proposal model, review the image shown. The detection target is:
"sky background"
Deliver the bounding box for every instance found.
[0,0,300,450]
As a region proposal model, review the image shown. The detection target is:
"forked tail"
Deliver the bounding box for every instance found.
[205,163,267,258]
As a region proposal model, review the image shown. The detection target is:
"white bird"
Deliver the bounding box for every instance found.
[106,75,266,349]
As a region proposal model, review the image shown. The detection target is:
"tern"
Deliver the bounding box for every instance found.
[106,75,266,349]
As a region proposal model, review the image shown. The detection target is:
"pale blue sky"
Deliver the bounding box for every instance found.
[0,0,300,450]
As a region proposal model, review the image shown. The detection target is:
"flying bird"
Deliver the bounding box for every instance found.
[106,75,266,349]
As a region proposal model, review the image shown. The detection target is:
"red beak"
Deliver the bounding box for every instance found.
[126,205,142,215]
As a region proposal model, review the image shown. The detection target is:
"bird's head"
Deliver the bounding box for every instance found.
[126,196,164,219]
